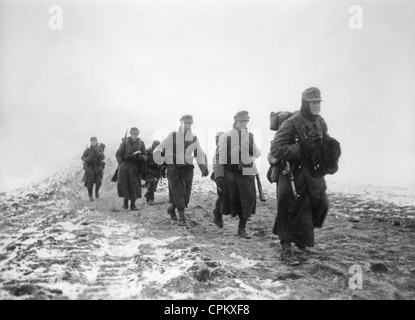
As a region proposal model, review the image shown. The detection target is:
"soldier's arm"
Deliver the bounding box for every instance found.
[81,149,88,162]
[115,141,125,164]
[270,119,301,161]
[81,149,95,164]
[320,117,329,137]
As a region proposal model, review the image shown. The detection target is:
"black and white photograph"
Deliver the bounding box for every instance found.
[0,0,414,302]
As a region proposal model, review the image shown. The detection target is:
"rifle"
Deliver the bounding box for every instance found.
[255,174,266,202]
[282,161,299,199]
[111,129,128,183]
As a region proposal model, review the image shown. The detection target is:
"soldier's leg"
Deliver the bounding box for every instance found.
[144,180,150,203]
[167,204,177,221]
[86,170,95,201]
[183,168,194,207]
[213,195,223,228]
[95,170,103,199]
[177,207,186,226]
[167,167,186,218]
[129,166,140,211]
[237,216,251,239]
[280,240,300,266]
[148,179,157,204]
[123,198,129,209]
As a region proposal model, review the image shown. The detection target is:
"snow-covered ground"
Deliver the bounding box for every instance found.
[1,158,414,300]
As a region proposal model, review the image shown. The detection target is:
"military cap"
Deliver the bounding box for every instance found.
[152,140,160,148]
[302,87,323,102]
[90,137,98,141]
[130,127,140,134]
[234,110,250,121]
[180,114,194,123]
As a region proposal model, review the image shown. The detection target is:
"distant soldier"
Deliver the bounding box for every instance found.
[154,115,209,226]
[214,111,261,238]
[144,140,161,205]
[115,127,147,211]
[269,87,340,266]
[211,131,225,228]
[81,137,105,201]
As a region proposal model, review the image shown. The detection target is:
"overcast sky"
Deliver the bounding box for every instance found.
[1,0,414,192]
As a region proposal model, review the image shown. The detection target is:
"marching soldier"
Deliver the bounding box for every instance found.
[269,87,339,266]
[144,140,161,205]
[81,137,105,201]
[115,127,147,211]
[154,114,209,226]
[213,111,261,238]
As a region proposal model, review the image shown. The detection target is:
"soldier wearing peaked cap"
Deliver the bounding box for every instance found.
[269,87,341,266]
[81,137,105,201]
[213,111,261,238]
[116,127,147,211]
[154,114,209,226]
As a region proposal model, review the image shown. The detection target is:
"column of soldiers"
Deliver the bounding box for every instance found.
[80,87,340,266]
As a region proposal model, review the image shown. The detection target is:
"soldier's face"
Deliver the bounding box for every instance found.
[309,101,321,115]
[131,133,139,141]
[236,120,249,130]
[91,140,98,147]
[182,122,192,132]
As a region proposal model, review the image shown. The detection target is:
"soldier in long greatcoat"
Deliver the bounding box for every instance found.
[213,111,261,238]
[115,127,147,211]
[269,87,340,265]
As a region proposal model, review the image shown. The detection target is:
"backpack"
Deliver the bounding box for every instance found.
[270,110,299,131]
[267,111,297,183]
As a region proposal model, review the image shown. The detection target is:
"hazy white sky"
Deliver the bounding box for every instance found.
[1,0,414,191]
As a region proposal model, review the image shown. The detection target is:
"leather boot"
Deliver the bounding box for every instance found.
[88,188,94,201]
[237,218,251,239]
[213,208,223,229]
[123,199,129,210]
[167,205,177,221]
[178,208,187,226]
[95,187,100,199]
[148,191,154,205]
[281,242,300,266]
[130,201,138,211]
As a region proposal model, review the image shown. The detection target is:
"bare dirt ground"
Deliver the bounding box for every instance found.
[1,158,415,300]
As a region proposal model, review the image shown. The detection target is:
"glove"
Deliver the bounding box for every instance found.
[299,137,320,159]
[215,177,225,196]
[200,165,209,177]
